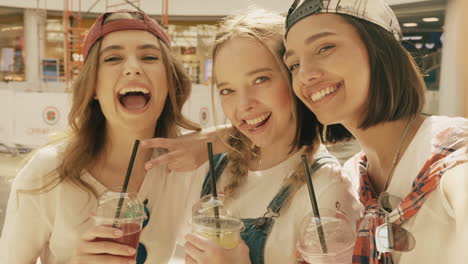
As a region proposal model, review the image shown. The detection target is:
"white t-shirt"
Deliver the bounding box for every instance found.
[0,143,205,264]
[182,146,362,264]
[344,115,468,264]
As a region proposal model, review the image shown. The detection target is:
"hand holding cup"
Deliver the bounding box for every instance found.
[68,224,137,264]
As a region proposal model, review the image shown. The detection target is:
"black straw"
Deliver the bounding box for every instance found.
[113,139,140,226]
[207,142,221,233]
[301,155,328,253]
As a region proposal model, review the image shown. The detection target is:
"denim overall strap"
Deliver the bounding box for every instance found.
[242,152,339,264]
[240,184,295,264]
[200,153,229,197]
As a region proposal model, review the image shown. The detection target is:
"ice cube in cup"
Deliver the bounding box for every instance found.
[191,194,243,249]
[297,208,356,264]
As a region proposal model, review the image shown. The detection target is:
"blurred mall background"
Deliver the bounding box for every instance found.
[0,0,466,262]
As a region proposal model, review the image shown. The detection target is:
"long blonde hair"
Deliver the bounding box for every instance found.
[211,9,321,197]
[29,12,199,197]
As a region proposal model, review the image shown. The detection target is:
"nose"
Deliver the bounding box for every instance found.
[123,57,142,76]
[298,60,323,85]
[239,90,257,112]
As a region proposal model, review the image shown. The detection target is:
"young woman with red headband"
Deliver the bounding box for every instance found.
[0,10,203,264]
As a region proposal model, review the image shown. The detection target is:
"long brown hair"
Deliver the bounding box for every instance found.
[28,12,199,197]
[211,9,321,197]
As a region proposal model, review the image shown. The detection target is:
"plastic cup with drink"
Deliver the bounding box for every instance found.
[297,208,356,264]
[92,140,146,260]
[190,194,244,249]
[297,155,356,263]
[192,142,244,249]
[93,188,147,260]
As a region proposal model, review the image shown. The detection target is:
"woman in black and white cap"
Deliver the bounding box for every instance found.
[283,0,467,263]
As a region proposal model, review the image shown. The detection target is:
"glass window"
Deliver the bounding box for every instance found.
[0,8,25,82]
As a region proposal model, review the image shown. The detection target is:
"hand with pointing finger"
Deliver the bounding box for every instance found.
[140,128,228,172]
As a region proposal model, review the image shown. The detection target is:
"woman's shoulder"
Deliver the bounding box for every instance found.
[13,142,66,188]
[425,115,468,136]
[429,115,467,125]
[438,162,468,220]
[422,115,467,152]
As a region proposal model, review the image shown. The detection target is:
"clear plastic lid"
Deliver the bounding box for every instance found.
[191,194,243,232]
[297,208,356,257]
[94,189,147,222]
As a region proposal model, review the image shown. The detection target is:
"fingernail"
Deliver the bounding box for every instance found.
[128,247,136,254]
[145,163,152,170]
[140,141,147,147]
[114,230,123,237]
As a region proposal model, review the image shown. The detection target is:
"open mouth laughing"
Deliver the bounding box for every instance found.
[117,87,152,111]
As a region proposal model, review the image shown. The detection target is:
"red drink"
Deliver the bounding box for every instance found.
[95,222,142,259]
[94,189,147,259]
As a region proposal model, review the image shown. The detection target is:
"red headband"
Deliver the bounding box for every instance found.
[83,10,171,62]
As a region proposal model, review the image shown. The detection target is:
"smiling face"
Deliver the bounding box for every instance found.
[95,30,168,133]
[284,14,371,128]
[214,37,296,148]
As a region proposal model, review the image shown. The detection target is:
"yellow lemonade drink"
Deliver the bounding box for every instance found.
[191,216,242,249]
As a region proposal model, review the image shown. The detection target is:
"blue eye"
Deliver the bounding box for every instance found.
[254,76,269,84]
[219,88,234,96]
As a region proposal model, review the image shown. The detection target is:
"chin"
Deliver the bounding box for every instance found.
[314,113,338,126]
[248,137,269,149]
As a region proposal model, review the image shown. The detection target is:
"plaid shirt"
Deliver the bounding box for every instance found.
[352,126,468,264]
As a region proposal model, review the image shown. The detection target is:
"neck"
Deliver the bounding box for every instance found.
[91,123,155,191]
[249,125,299,171]
[344,115,425,193]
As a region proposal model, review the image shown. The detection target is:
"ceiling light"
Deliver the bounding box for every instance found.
[402,36,423,41]
[422,17,439,22]
[0,26,23,32]
[403,23,418,27]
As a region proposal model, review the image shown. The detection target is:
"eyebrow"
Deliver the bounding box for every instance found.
[137,44,161,51]
[247,67,273,76]
[216,67,273,88]
[284,31,337,61]
[99,45,124,56]
[99,43,161,56]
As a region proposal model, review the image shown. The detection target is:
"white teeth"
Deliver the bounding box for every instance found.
[245,113,271,125]
[310,85,337,102]
[118,87,150,95]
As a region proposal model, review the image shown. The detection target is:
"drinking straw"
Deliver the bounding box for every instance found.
[113,139,140,227]
[301,155,328,253]
[207,142,221,234]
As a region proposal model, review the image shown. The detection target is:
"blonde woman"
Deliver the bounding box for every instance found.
[0,10,201,264]
[176,9,361,264]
